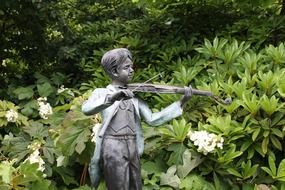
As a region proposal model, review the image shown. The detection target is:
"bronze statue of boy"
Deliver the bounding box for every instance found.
[82,48,192,190]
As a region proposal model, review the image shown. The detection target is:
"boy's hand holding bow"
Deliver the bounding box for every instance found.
[180,85,192,107]
[108,89,134,103]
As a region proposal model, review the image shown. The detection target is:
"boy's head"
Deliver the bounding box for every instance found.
[101,48,134,84]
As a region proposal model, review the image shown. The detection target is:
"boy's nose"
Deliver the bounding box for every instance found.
[129,67,134,73]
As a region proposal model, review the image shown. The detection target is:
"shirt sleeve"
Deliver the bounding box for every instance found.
[82,89,113,115]
[138,99,183,126]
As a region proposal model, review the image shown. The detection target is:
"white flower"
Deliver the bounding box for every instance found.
[5,109,18,122]
[165,20,172,25]
[56,155,65,167]
[217,137,224,149]
[37,97,47,102]
[188,130,224,155]
[37,98,53,119]
[27,141,42,151]
[57,85,67,94]
[25,149,45,172]
[57,85,75,97]
[91,123,101,143]
[2,59,8,67]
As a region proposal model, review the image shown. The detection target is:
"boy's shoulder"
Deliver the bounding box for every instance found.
[92,87,110,94]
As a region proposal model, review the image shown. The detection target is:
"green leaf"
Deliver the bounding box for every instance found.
[23,120,48,138]
[227,168,242,178]
[269,156,277,176]
[242,183,255,190]
[13,86,34,100]
[2,135,30,161]
[18,162,43,183]
[240,140,252,152]
[263,130,270,137]
[53,167,78,186]
[0,118,8,127]
[257,71,277,93]
[173,65,203,85]
[260,95,283,116]
[213,172,221,190]
[270,135,282,151]
[142,161,164,176]
[239,93,260,115]
[58,119,91,155]
[166,143,186,166]
[21,100,38,116]
[160,165,181,189]
[241,160,258,179]
[271,128,283,138]
[177,149,203,179]
[218,144,243,164]
[262,137,269,154]
[252,128,260,141]
[28,180,52,190]
[276,159,285,181]
[179,174,215,190]
[42,143,55,164]
[254,144,266,157]
[37,82,54,97]
[266,43,285,64]
[160,119,191,143]
[0,161,14,184]
[261,166,274,177]
[221,99,240,114]
[231,79,252,99]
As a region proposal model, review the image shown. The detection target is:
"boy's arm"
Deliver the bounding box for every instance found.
[138,86,192,126]
[82,89,113,115]
[139,99,183,126]
[82,88,134,115]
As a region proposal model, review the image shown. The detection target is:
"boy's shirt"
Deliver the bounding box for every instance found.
[104,99,136,136]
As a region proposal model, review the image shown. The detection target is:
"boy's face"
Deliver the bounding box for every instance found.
[113,58,134,85]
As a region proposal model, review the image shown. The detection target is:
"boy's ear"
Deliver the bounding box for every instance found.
[111,68,118,77]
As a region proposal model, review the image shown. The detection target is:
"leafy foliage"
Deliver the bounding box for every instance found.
[2,0,285,189]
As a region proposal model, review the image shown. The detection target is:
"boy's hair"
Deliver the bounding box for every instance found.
[101,48,132,78]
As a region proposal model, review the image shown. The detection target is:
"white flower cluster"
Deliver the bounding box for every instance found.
[188,130,224,155]
[57,85,74,97]
[2,58,11,67]
[27,141,41,151]
[25,149,45,172]
[37,97,53,119]
[5,109,18,122]
[91,123,101,143]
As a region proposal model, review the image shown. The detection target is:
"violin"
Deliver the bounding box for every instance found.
[127,83,232,105]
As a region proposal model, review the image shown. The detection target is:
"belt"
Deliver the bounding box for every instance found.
[104,134,136,140]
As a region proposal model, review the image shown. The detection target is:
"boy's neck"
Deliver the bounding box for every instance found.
[111,80,127,87]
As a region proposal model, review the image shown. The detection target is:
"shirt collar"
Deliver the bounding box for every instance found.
[106,84,127,92]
